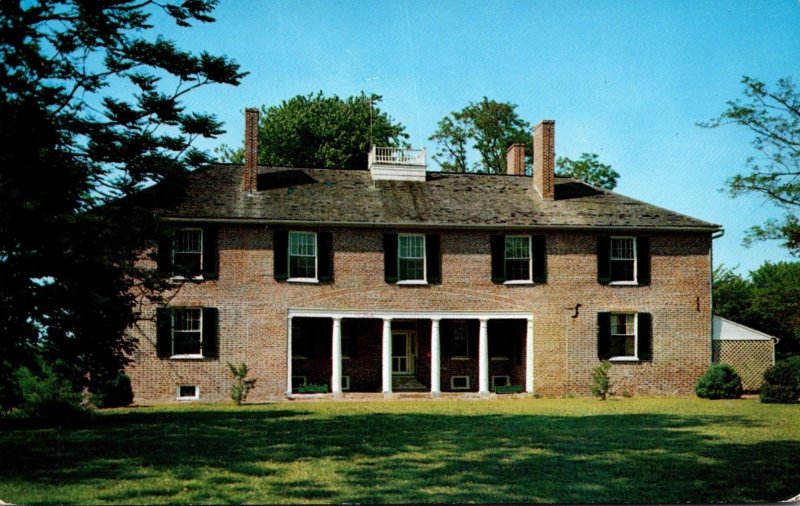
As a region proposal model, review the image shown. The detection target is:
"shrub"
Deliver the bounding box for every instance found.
[297,384,328,394]
[590,361,613,400]
[93,373,134,408]
[228,363,256,405]
[759,357,800,403]
[14,364,87,419]
[495,384,524,394]
[695,364,743,399]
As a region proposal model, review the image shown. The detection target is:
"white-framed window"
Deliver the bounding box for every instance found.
[288,231,317,281]
[173,228,203,277]
[398,234,426,283]
[176,385,199,400]
[451,321,469,358]
[451,376,470,390]
[492,375,511,389]
[172,308,202,357]
[505,235,531,282]
[292,376,308,389]
[610,237,636,284]
[341,332,351,359]
[341,375,350,391]
[610,313,637,359]
[291,320,308,359]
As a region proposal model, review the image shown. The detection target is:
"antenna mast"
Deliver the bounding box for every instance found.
[364,76,379,146]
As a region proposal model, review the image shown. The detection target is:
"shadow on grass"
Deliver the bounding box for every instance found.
[0,407,798,503]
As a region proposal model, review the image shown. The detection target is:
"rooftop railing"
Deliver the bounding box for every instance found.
[369,146,426,167]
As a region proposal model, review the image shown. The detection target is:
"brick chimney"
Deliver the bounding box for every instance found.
[533,120,555,200]
[243,107,259,195]
[506,143,525,176]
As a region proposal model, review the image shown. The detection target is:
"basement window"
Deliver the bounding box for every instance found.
[451,376,470,390]
[176,385,199,400]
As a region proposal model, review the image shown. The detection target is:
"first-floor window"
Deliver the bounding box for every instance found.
[398,234,425,282]
[505,235,531,281]
[610,313,636,358]
[289,231,317,279]
[173,228,203,277]
[173,308,202,356]
[451,321,469,358]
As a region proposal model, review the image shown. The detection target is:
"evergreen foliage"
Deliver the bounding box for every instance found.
[760,357,800,403]
[228,363,256,406]
[590,361,613,400]
[695,364,743,400]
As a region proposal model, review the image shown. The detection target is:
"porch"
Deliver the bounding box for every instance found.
[287,309,534,398]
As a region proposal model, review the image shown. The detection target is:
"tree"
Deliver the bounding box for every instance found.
[713,262,800,358]
[702,76,800,254]
[556,153,620,190]
[429,98,531,174]
[217,92,408,169]
[0,1,244,411]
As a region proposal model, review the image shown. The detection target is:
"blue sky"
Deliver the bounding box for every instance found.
[159,0,800,274]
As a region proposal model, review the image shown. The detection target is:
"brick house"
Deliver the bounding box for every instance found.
[126,109,721,403]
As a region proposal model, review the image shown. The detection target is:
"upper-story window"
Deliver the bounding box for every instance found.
[505,235,532,282]
[289,231,317,280]
[610,237,636,283]
[398,234,426,282]
[157,226,218,280]
[491,234,547,284]
[173,228,203,277]
[274,231,333,283]
[597,236,650,286]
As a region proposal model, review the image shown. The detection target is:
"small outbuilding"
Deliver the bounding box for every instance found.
[712,315,777,391]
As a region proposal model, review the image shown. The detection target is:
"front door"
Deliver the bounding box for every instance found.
[392,331,416,374]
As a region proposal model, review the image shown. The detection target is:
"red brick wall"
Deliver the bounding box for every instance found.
[126,227,712,402]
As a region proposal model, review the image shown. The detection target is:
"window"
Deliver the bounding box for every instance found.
[610,237,636,283]
[505,235,531,282]
[177,385,199,400]
[156,307,218,359]
[173,228,203,277]
[610,313,637,359]
[292,320,309,359]
[398,234,425,282]
[451,376,470,390]
[451,321,469,358]
[173,308,202,357]
[492,376,511,389]
[289,231,317,280]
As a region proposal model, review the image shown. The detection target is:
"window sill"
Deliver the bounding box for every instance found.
[451,356,470,361]
[170,275,205,282]
[396,280,428,286]
[288,278,319,284]
[609,281,638,286]
[176,397,199,401]
[170,354,204,360]
[292,356,308,360]
[491,357,510,361]
[609,357,640,363]
[503,279,534,285]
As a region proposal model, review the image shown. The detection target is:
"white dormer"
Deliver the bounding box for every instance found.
[368,146,427,182]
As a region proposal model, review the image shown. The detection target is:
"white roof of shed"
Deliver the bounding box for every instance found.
[713,315,777,341]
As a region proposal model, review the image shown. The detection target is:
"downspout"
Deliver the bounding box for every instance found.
[709,229,725,363]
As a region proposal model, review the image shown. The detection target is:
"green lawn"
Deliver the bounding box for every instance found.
[0,397,798,504]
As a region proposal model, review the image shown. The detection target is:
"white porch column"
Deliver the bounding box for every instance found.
[286,317,293,396]
[526,317,534,394]
[479,318,489,397]
[331,317,343,398]
[430,319,441,398]
[382,318,392,395]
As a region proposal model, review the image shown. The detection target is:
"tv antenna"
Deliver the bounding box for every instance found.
[364,76,380,146]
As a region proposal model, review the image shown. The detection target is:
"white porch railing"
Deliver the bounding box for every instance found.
[369,146,426,166]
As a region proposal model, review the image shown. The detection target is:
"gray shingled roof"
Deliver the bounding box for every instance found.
[155,164,720,231]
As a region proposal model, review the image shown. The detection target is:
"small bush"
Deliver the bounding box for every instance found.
[590,361,613,400]
[297,384,328,394]
[760,358,800,403]
[695,364,743,399]
[93,372,134,408]
[14,364,88,419]
[228,363,256,405]
[495,384,524,394]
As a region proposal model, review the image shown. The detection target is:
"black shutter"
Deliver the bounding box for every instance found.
[426,234,441,284]
[157,231,174,275]
[597,312,611,360]
[156,308,172,358]
[490,235,505,283]
[597,236,611,284]
[637,236,650,286]
[532,235,547,283]
[202,227,218,279]
[274,230,289,281]
[318,231,334,283]
[383,233,398,283]
[638,312,652,361]
[202,307,219,358]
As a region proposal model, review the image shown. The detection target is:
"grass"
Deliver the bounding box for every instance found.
[0,397,798,504]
